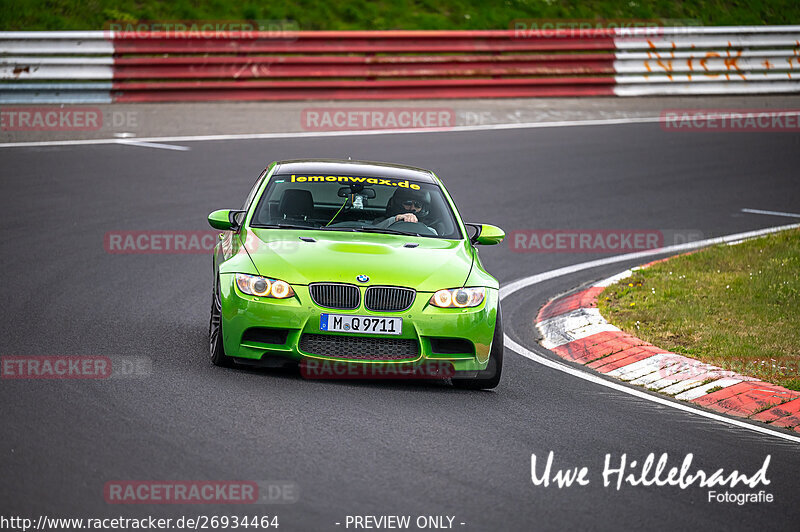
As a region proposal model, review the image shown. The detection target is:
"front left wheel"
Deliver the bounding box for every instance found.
[209,277,234,367]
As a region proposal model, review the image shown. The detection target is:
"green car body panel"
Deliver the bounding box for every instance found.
[209,159,504,374]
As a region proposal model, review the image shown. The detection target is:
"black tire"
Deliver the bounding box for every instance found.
[453,304,503,390]
[209,277,234,368]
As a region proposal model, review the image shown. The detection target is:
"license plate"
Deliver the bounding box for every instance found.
[320,314,402,335]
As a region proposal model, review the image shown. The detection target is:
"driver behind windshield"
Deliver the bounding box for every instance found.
[374,188,434,231]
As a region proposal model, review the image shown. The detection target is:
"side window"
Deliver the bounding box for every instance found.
[242,170,267,211]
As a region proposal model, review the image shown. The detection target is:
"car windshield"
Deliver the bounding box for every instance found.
[250,174,463,239]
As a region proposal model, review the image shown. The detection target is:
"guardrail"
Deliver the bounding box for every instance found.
[1,27,798,102]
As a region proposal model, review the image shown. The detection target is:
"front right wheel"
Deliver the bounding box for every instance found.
[452,304,503,390]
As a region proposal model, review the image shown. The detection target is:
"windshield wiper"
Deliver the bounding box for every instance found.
[251,223,360,232]
[355,226,422,237]
[251,223,318,230]
[251,223,425,236]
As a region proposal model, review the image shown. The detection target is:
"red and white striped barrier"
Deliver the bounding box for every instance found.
[1,26,798,102]
[535,259,800,432]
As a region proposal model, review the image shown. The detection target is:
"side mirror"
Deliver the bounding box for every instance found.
[208,209,244,231]
[467,223,505,245]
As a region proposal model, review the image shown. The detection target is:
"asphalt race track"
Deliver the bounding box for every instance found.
[1,122,799,530]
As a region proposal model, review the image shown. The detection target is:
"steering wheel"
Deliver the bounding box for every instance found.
[388,220,437,235]
[396,214,444,235]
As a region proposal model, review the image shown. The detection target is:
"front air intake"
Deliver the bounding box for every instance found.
[299,334,420,360]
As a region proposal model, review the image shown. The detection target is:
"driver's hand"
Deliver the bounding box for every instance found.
[394,213,418,223]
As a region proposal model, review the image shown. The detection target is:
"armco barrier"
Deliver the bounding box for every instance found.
[1,27,798,102]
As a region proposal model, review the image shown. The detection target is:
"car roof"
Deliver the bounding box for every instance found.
[272,159,439,184]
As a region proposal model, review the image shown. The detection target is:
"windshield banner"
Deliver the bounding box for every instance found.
[290,175,422,190]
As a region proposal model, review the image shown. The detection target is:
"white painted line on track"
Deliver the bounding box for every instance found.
[0,115,670,148]
[4,110,800,149]
[742,208,800,219]
[500,222,800,445]
[115,139,190,151]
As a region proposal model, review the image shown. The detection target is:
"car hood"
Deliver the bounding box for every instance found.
[243,228,473,291]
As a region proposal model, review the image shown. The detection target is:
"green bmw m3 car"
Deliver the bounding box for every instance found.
[207,159,505,389]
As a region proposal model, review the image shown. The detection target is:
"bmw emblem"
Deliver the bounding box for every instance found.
[356,274,369,283]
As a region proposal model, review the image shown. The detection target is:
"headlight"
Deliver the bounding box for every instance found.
[430,287,485,308]
[235,273,295,299]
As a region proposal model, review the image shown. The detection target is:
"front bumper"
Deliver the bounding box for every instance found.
[219,274,498,372]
